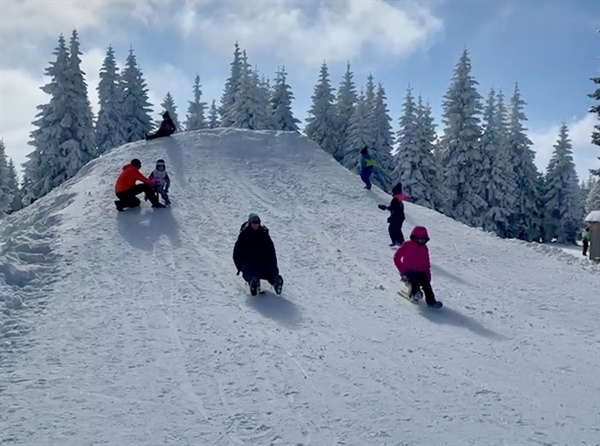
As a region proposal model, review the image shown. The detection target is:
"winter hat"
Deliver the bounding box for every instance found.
[360,147,368,155]
[162,111,170,119]
[156,159,166,170]
[130,158,142,168]
[248,213,261,224]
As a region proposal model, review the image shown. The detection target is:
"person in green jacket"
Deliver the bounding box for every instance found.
[582,227,591,256]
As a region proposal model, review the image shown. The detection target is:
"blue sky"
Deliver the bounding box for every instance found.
[1,0,598,180]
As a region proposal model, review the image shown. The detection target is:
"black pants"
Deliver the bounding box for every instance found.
[405,271,436,305]
[242,261,279,284]
[388,217,405,245]
[583,239,589,256]
[116,184,159,208]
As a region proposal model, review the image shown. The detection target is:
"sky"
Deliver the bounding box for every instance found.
[0,0,599,181]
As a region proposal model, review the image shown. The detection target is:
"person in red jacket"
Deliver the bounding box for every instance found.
[114,158,165,211]
[393,226,442,308]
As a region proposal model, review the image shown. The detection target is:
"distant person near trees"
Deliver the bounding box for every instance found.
[145,111,176,141]
[360,147,375,190]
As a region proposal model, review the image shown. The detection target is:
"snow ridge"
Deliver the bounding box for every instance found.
[1,128,599,446]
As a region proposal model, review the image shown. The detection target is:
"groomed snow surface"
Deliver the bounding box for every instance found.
[1,129,599,446]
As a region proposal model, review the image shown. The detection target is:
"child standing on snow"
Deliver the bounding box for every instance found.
[378,182,406,246]
[149,159,171,206]
[394,226,442,308]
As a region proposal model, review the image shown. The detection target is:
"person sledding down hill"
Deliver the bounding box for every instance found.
[114,158,165,211]
[394,226,442,308]
[378,182,407,247]
[145,111,176,141]
[233,213,284,296]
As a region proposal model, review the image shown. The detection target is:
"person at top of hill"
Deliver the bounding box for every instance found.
[378,182,406,246]
[582,226,591,256]
[233,213,284,296]
[145,111,177,141]
[394,226,442,308]
[149,159,171,206]
[359,147,375,190]
[114,158,165,211]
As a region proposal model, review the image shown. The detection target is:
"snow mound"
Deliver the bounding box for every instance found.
[1,128,599,446]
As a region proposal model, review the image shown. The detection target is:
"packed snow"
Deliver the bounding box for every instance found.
[1,129,599,446]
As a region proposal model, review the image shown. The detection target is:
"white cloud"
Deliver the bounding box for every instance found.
[530,113,599,180]
[173,0,443,68]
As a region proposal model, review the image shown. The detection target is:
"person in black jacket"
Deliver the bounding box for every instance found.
[378,183,406,246]
[145,111,177,141]
[233,213,284,295]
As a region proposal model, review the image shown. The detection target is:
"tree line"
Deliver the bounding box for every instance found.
[0,29,598,245]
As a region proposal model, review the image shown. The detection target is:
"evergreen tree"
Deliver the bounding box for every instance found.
[586,178,600,213]
[0,140,12,217]
[66,29,97,165]
[588,74,600,177]
[507,82,541,241]
[220,42,243,128]
[415,96,441,208]
[22,33,98,203]
[393,88,438,208]
[334,63,358,162]
[229,51,265,130]
[251,67,271,130]
[369,82,394,192]
[270,66,300,132]
[7,158,22,213]
[304,62,338,158]
[160,91,181,131]
[542,123,581,243]
[208,99,220,128]
[439,49,487,226]
[96,45,125,154]
[479,88,517,237]
[120,48,153,142]
[184,74,207,131]
[342,89,371,171]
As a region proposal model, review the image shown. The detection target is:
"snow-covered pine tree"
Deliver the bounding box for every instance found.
[542,123,581,244]
[270,66,300,132]
[586,178,600,213]
[120,48,154,142]
[220,42,243,128]
[228,51,265,130]
[251,68,271,130]
[415,95,442,209]
[96,45,126,154]
[184,75,207,131]
[439,49,487,226]
[7,158,22,213]
[479,88,517,237]
[66,29,97,167]
[392,88,437,208]
[341,89,371,171]
[0,140,12,217]
[334,63,358,162]
[22,33,98,203]
[367,82,394,192]
[160,92,181,131]
[588,74,600,177]
[208,99,220,128]
[304,62,338,158]
[507,82,542,241]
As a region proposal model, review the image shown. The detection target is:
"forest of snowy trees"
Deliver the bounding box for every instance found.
[1,29,599,245]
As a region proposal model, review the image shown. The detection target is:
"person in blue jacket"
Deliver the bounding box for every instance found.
[360,147,374,190]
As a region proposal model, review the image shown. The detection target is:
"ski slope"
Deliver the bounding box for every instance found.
[1,128,599,446]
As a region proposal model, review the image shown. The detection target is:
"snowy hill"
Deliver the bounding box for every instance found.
[1,128,599,446]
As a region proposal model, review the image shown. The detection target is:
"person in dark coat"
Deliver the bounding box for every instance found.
[378,182,406,246]
[233,213,284,295]
[145,111,177,141]
[359,147,375,190]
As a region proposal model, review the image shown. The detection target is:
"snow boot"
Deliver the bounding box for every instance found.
[115,200,124,212]
[427,301,443,309]
[152,202,166,208]
[411,290,424,302]
[249,277,260,296]
[273,275,283,295]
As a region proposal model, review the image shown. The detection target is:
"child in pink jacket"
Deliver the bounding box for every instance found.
[394,226,442,308]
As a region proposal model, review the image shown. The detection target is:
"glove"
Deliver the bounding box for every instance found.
[377,204,387,210]
[236,270,240,275]
[400,274,409,283]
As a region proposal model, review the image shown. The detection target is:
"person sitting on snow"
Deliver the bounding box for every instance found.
[145,111,176,141]
[394,226,442,308]
[233,213,284,296]
[149,159,171,206]
[114,158,165,211]
[378,182,406,246]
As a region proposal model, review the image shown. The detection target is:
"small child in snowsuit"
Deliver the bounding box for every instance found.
[360,147,375,190]
[149,159,171,206]
[582,227,591,256]
[394,226,442,308]
[378,183,406,246]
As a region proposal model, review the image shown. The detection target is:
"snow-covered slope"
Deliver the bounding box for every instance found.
[1,128,599,446]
